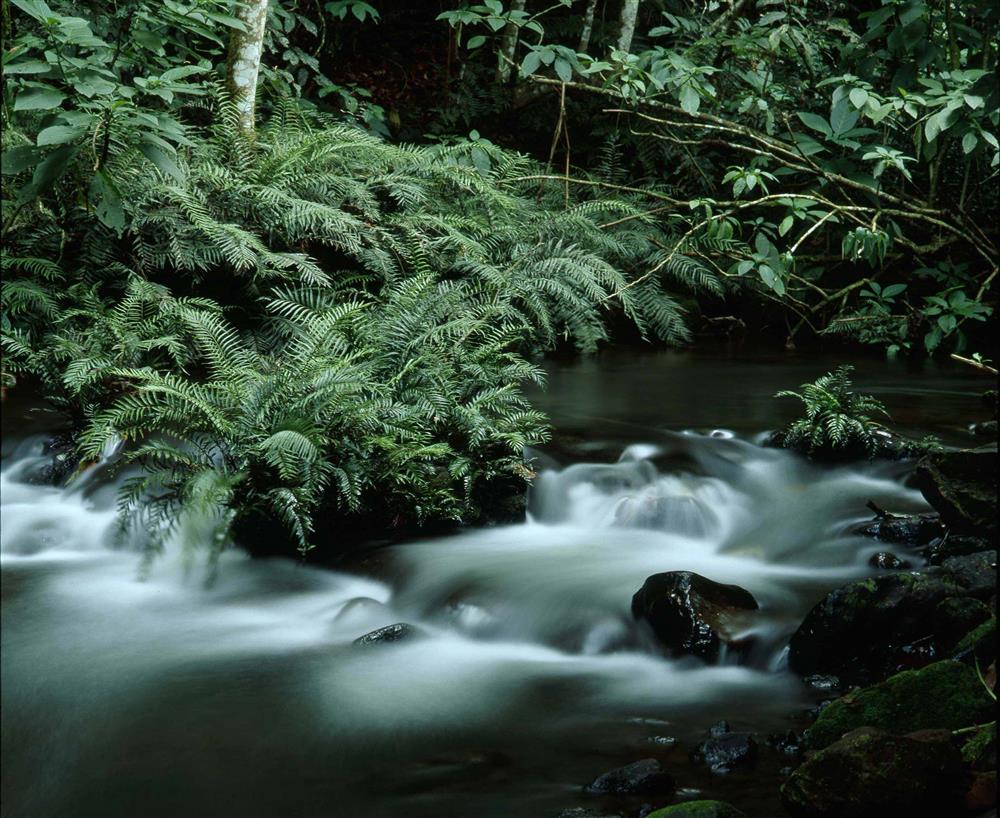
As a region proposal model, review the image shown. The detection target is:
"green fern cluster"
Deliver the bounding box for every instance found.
[775,366,892,457]
[2,100,725,557]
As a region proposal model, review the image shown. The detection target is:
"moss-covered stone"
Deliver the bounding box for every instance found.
[645,801,746,818]
[805,660,995,750]
[781,727,965,818]
[914,448,998,537]
[962,722,997,771]
[788,572,968,684]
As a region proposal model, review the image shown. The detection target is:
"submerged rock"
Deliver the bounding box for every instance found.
[914,448,998,537]
[691,721,758,773]
[352,622,420,646]
[787,571,977,683]
[586,758,675,796]
[781,727,965,818]
[804,660,995,750]
[631,572,758,662]
[645,802,747,818]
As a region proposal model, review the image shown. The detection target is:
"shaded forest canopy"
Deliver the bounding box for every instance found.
[1,0,997,557]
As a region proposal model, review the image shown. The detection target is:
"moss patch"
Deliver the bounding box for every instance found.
[962,722,997,770]
[806,660,995,750]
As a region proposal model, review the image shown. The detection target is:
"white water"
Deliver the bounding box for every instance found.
[1,429,932,818]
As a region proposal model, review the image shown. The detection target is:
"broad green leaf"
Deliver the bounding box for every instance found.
[962,132,978,154]
[13,84,65,111]
[554,58,572,83]
[90,170,125,234]
[521,51,541,76]
[138,142,185,183]
[849,88,869,108]
[796,111,832,137]
[679,84,700,115]
[36,124,87,146]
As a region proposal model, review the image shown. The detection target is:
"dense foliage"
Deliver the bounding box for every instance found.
[2,0,997,557]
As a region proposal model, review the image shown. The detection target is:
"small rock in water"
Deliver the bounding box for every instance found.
[586,758,675,795]
[691,723,758,774]
[767,730,803,757]
[558,809,624,818]
[867,551,911,569]
[804,674,841,692]
[647,735,677,747]
[352,622,419,646]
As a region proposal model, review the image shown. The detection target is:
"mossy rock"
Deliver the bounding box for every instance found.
[645,802,747,818]
[914,448,998,537]
[805,660,995,750]
[781,727,964,818]
[962,722,997,771]
[788,572,968,684]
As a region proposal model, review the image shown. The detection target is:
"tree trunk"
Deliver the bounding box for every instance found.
[617,0,640,53]
[226,0,270,134]
[578,0,598,52]
[496,0,527,84]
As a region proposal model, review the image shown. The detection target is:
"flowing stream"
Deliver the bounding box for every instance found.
[1,348,988,818]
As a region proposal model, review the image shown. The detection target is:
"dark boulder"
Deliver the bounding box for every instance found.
[804,660,995,750]
[923,534,995,565]
[691,721,758,773]
[788,571,970,684]
[867,551,911,570]
[585,758,675,796]
[644,802,747,818]
[780,727,965,818]
[854,512,944,546]
[914,448,998,537]
[940,550,998,598]
[934,597,992,651]
[631,572,758,662]
[352,622,420,646]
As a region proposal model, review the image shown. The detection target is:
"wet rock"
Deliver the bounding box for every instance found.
[914,448,998,537]
[804,660,995,750]
[691,722,758,773]
[854,512,944,546]
[867,551,911,570]
[788,571,971,684]
[972,420,999,438]
[940,550,998,598]
[352,622,419,646]
[586,758,675,796]
[767,730,804,758]
[923,534,995,564]
[644,802,747,818]
[804,674,841,692]
[780,727,965,818]
[631,572,758,662]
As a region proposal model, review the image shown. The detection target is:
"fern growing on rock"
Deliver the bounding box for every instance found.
[775,366,892,458]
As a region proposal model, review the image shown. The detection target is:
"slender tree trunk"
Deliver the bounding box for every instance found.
[617,0,640,53]
[497,0,527,84]
[226,0,270,134]
[578,0,598,52]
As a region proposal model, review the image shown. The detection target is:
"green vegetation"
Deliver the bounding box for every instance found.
[775,365,892,456]
[2,0,997,556]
